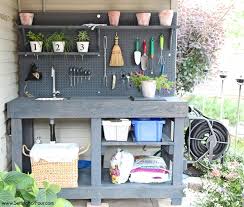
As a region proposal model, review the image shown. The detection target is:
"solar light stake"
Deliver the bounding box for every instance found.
[235,77,244,150]
[219,71,227,120]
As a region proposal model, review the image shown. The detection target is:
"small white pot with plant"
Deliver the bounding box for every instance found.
[45,32,67,53]
[131,73,173,98]
[27,31,44,52]
[75,31,90,52]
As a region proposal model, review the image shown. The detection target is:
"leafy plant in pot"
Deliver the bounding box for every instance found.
[26,31,44,52]
[45,32,68,53]
[131,74,173,98]
[75,31,90,52]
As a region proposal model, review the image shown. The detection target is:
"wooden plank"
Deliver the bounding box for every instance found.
[0,39,17,52]
[20,0,171,11]
[171,118,185,205]
[0,64,18,75]
[11,119,23,170]
[22,119,33,172]
[0,28,17,41]
[0,72,18,87]
[7,98,188,119]
[1,0,18,10]
[102,134,174,146]
[0,93,18,111]
[91,118,102,205]
[0,52,18,63]
[0,4,17,19]
[91,119,101,185]
[0,85,18,102]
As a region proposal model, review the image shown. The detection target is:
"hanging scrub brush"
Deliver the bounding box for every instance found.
[109,32,124,67]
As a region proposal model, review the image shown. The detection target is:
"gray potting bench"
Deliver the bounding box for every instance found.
[8,97,187,205]
[7,11,188,206]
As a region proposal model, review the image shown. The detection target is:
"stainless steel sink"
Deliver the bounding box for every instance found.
[35,97,65,101]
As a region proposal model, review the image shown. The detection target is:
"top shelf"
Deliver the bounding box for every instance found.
[17,25,179,30]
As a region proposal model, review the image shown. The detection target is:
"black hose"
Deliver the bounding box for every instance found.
[185,118,229,160]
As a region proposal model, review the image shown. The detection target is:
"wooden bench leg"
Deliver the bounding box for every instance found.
[171,198,183,205]
[11,119,23,171]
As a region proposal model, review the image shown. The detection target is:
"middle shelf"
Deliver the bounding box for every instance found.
[102,133,174,146]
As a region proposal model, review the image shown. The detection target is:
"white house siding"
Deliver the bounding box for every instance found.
[0,0,18,171]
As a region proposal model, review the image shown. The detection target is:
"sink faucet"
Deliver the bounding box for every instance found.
[51,66,60,98]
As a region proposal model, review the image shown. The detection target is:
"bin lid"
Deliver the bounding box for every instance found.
[30,143,79,163]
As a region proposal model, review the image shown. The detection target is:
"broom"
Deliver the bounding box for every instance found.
[109,33,124,67]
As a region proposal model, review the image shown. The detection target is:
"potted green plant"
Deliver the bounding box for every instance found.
[75,31,90,52]
[26,31,44,52]
[131,74,173,98]
[45,32,67,52]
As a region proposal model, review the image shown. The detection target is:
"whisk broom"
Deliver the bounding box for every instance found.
[109,33,124,67]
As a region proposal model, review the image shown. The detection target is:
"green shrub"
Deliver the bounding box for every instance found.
[195,153,244,207]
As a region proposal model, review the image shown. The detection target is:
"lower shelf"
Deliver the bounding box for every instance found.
[59,169,184,200]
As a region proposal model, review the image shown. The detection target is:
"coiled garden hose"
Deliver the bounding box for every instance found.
[186,107,230,160]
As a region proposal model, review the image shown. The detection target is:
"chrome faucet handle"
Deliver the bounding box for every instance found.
[55,91,61,96]
[53,90,61,97]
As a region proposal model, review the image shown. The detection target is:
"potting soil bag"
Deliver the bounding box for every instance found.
[110,149,134,184]
[129,155,170,183]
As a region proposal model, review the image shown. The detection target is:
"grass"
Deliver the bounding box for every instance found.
[186,95,244,125]
[230,137,244,153]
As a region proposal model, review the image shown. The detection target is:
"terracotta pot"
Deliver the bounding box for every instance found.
[108,11,120,26]
[159,10,174,26]
[141,80,156,98]
[19,13,34,25]
[136,13,151,26]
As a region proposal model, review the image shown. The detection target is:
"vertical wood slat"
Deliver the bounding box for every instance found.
[11,119,23,170]
[171,118,184,205]
[91,118,102,205]
[22,119,33,172]
[172,118,184,185]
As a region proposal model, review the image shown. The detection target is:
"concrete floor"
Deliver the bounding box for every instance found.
[71,196,195,207]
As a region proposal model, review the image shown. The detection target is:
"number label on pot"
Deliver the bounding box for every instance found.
[77,42,89,53]
[52,42,65,53]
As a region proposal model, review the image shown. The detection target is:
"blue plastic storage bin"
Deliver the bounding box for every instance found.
[132,119,165,142]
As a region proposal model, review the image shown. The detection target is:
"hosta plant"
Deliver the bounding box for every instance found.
[0,166,73,207]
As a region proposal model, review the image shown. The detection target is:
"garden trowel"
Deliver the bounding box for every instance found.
[134,38,141,65]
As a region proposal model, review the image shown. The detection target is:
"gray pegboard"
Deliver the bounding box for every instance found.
[19,12,177,97]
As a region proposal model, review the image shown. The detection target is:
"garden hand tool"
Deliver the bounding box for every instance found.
[158,34,166,75]
[150,37,155,75]
[103,36,108,87]
[141,40,148,71]
[69,67,73,87]
[110,33,124,67]
[112,74,117,90]
[134,38,141,65]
